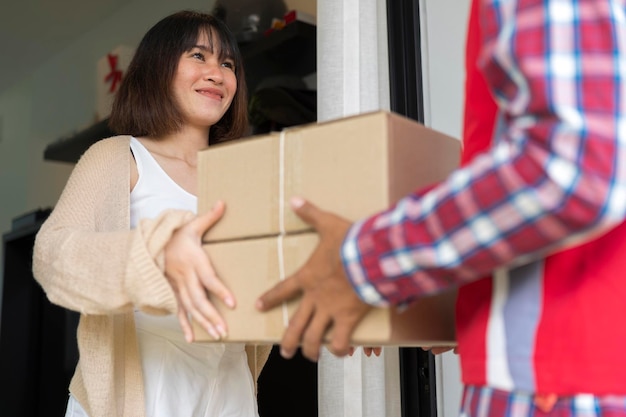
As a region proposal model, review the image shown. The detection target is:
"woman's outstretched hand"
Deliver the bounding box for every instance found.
[164,201,234,343]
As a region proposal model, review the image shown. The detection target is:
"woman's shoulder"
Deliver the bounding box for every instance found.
[71,135,133,176]
[87,135,132,153]
[77,135,132,162]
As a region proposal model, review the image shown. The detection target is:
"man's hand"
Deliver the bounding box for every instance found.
[256,197,372,362]
[351,346,383,357]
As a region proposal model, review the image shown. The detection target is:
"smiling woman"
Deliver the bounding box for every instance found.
[170,37,238,135]
[31,10,270,417]
[109,10,248,145]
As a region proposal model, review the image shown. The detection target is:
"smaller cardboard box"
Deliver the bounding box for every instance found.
[192,233,456,346]
[198,111,460,243]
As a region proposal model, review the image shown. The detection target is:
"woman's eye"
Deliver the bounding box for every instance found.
[222,61,235,70]
[192,52,205,61]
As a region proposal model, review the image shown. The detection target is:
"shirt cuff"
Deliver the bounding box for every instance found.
[340,219,390,307]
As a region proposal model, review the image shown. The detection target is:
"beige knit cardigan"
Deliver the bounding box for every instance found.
[32,136,270,417]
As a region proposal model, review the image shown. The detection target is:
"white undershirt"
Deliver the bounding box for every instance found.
[129,137,257,417]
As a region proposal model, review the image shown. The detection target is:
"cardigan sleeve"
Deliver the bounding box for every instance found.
[245,344,272,394]
[32,137,191,315]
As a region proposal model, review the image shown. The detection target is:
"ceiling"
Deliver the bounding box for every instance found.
[0,0,131,94]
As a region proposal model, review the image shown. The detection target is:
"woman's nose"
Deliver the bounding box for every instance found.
[203,61,223,83]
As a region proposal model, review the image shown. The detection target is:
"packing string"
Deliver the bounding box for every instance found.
[279,130,286,235]
[278,129,289,327]
[277,235,288,327]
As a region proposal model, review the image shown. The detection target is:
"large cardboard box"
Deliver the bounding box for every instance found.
[198,110,460,242]
[194,111,460,345]
[193,233,457,345]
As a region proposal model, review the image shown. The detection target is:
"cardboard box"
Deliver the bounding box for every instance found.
[192,233,456,345]
[198,111,461,242]
[194,111,460,345]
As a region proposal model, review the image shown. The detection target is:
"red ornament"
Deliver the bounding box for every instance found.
[104,53,123,93]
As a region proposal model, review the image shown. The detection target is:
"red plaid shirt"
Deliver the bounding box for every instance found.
[342,0,626,410]
[342,0,626,310]
[462,386,626,417]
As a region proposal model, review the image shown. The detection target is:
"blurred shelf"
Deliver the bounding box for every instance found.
[43,118,113,163]
[240,20,316,93]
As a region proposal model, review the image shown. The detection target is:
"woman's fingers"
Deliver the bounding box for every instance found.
[176,307,194,343]
[188,202,236,309]
[176,263,231,339]
[191,281,228,337]
[164,203,234,341]
[193,248,235,309]
[196,200,226,230]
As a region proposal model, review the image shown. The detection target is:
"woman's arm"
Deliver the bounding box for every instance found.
[32,137,189,315]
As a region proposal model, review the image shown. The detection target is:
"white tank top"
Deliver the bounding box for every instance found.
[129,137,258,417]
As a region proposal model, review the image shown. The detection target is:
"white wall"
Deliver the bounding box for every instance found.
[420,0,471,417]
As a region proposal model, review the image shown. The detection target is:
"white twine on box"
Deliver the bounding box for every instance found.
[278,129,289,327]
[279,130,286,235]
[277,235,288,327]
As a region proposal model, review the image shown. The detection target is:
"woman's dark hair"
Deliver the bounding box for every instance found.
[109,10,248,144]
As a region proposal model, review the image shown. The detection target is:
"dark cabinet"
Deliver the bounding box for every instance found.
[0,214,79,417]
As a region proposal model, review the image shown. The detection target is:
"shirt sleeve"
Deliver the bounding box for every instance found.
[342,0,626,307]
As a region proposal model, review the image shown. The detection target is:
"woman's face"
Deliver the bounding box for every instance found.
[171,30,237,131]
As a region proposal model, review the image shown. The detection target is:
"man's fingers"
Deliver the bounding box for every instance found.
[280,297,315,359]
[361,347,383,357]
[327,317,360,358]
[289,197,323,228]
[301,312,332,362]
[256,275,302,311]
